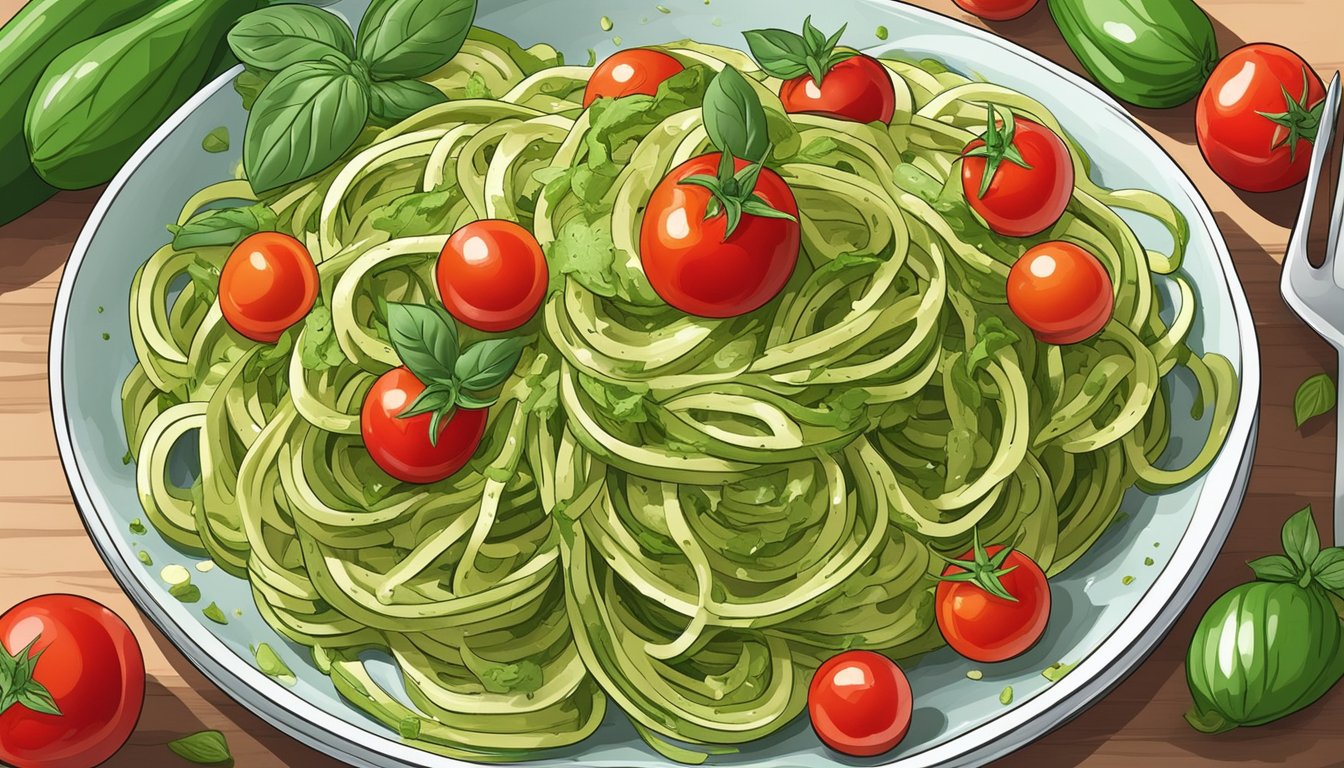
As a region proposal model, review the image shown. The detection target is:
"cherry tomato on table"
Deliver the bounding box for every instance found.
[639,152,800,318]
[0,595,145,768]
[936,534,1051,663]
[745,18,896,124]
[1196,44,1327,193]
[961,105,1074,238]
[1007,241,1114,345]
[808,650,913,757]
[361,367,488,484]
[583,49,685,107]
[219,231,319,343]
[436,219,548,333]
[954,0,1039,22]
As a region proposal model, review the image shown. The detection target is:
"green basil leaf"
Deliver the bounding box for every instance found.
[966,316,1020,373]
[357,0,478,80]
[1311,547,1344,591]
[228,5,355,71]
[742,28,810,80]
[1294,373,1335,429]
[455,338,526,391]
[370,185,460,238]
[202,127,230,154]
[369,78,447,122]
[244,60,370,193]
[701,66,769,161]
[202,602,229,626]
[463,71,493,99]
[170,204,277,250]
[398,383,456,419]
[456,391,497,410]
[1247,554,1297,582]
[16,683,60,716]
[1281,506,1321,574]
[386,302,460,383]
[167,730,233,765]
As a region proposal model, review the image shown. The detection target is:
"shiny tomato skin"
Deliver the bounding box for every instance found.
[219,231,319,343]
[361,367,488,484]
[808,651,913,757]
[584,49,685,107]
[1196,44,1326,192]
[953,0,1039,21]
[961,117,1074,237]
[436,220,547,333]
[779,55,896,124]
[0,595,145,768]
[936,546,1051,663]
[1007,241,1113,345]
[640,153,800,318]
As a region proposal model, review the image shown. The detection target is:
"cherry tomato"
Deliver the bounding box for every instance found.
[361,367,488,484]
[0,595,145,768]
[1196,44,1327,192]
[961,110,1074,238]
[219,231,319,343]
[640,153,800,318]
[779,55,896,124]
[936,543,1051,663]
[808,650,913,757]
[953,0,1039,21]
[436,220,547,333]
[1007,241,1113,345]
[583,49,685,107]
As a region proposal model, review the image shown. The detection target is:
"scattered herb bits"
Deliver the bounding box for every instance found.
[1294,373,1336,429]
[167,730,233,765]
[129,518,146,535]
[876,25,889,40]
[1144,557,1155,566]
[202,602,228,625]
[137,550,153,566]
[202,126,230,153]
[600,15,613,31]
[966,669,983,680]
[656,4,671,12]
[161,564,200,603]
[613,36,623,46]
[101,332,110,341]
[253,642,297,686]
[1122,575,1136,586]
[1043,661,1077,682]
[999,685,1014,705]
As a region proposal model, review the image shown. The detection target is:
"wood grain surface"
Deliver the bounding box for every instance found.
[1,0,1342,766]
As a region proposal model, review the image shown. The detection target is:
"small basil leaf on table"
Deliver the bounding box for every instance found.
[167,730,233,765]
[370,79,448,121]
[1247,554,1297,582]
[701,66,770,161]
[1280,506,1321,574]
[1294,372,1335,429]
[244,59,371,193]
[227,4,356,71]
[357,0,478,80]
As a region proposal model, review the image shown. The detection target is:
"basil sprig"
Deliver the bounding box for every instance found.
[743,16,855,86]
[961,104,1033,198]
[679,67,796,239]
[386,302,525,444]
[229,0,477,192]
[0,633,61,717]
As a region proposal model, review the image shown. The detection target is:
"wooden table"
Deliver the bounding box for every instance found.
[2,0,1341,765]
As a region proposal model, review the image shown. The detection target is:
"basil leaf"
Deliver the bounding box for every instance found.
[386,302,459,383]
[456,391,497,410]
[1247,554,1297,583]
[234,67,273,111]
[399,383,456,419]
[455,338,526,391]
[1311,548,1344,591]
[1294,373,1335,429]
[244,59,370,193]
[1281,506,1321,574]
[167,730,233,765]
[252,643,297,686]
[357,0,478,80]
[202,127,230,154]
[370,79,447,122]
[170,204,277,250]
[702,66,769,161]
[202,602,229,626]
[229,5,355,72]
[742,28,810,80]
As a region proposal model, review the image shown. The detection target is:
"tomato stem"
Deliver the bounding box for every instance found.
[0,634,63,717]
[961,104,1033,199]
[936,529,1021,603]
[678,147,798,240]
[1255,67,1325,163]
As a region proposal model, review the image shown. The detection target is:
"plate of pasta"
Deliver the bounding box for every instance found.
[50,0,1259,766]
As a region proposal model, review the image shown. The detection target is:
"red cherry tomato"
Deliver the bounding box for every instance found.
[1007,241,1113,345]
[361,367,488,484]
[1196,44,1327,193]
[436,220,547,333]
[936,544,1051,663]
[961,111,1074,238]
[808,650,913,757]
[219,231,319,343]
[953,0,1039,21]
[639,153,800,318]
[779,55,896,124]
[0,595,145,768]
[583,49,685,107]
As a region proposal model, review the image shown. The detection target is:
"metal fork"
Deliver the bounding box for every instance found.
[1280,72,1344,544]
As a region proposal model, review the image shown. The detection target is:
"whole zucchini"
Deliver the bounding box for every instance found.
[0,0,164,225]
[1047,0,1218,109]
[25,0,258,190]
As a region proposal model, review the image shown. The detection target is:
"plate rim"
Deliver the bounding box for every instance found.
[47,2,1263,766]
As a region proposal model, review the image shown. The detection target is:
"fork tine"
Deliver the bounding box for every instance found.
[1285,73,1340,284]
[1327,74,1344,278]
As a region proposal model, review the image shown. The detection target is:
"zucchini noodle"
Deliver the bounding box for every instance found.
[121,29,1238,763]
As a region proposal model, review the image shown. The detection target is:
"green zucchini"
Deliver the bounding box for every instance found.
[24,0,258,191]
[0,0,164,225]
[1047,0,1218,109]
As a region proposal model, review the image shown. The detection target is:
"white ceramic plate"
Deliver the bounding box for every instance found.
[50,0,1260,766]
